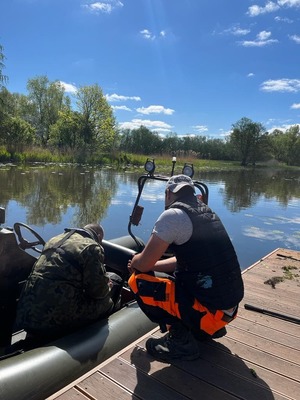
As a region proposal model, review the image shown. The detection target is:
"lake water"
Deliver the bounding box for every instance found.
[0,163,299,270]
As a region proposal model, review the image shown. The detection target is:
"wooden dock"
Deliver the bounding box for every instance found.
[48,248,300,400]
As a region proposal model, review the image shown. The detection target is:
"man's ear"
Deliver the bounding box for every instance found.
[165,189,174,209]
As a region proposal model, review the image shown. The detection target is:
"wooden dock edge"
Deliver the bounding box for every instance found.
[241,247,280,274]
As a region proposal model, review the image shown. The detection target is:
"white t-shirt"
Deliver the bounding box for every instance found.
[152,208,193,245]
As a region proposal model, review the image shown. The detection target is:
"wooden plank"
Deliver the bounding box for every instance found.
[215,336,299,381]
[243,277,299,297]
[241,293,299,317]
[122,346,240,400]
[244,273,299,295]
[192,339,299,394]
[99,357,190,400]
[125,342,290,400]
[228,322,300,355]
[236,311,300,336]
[243,248,300,274]
[133,336,299,400]
[76,372,139,400]
[54,388,89,400]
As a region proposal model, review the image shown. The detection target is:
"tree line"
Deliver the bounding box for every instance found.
[0,45,299,166]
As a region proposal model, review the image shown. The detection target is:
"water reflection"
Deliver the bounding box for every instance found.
[197,169,300,211]
[0,164,120,226]
[0,164,299,269]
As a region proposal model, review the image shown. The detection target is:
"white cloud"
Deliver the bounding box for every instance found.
[260,78,300,92]
[278,0,300,7]
[291,103,300,109]
[243,226,284,240]
[247,1,280,17]
[228,26,251,36]
[140,29,155,40]
[243,218,300,247]
[258,31,272,41]
[118,118,172,132]
[289,34,300,44]
[267,122,300,132]
[83,1,123,14]
[59,81,77,93]
[192,125,208,133]
[240,30,278,47]
[233,27,251,36]
[136,105,175,115]
[274,16,293,23]
[140,29,167,40]
[247,72,255,77]
[112,105,132,111]
[106,93,141,102]
[247,0,300,17]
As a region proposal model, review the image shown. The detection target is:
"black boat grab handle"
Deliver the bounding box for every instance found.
[244,303,300,325]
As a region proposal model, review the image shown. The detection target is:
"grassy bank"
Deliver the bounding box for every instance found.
[0,146,299,172]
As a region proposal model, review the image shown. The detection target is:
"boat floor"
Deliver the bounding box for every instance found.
[48,248,300,400]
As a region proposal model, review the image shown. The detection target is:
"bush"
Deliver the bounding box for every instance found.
[0,147,11,162]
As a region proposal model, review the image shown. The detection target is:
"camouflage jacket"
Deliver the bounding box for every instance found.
[15,230,113,335]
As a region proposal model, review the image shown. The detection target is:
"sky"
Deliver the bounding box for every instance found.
[1,0,300,138]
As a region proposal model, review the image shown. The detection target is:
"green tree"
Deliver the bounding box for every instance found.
[0,89,36,122]
[49,110,84,150]
[0,87,11,116]
[0,116,35,154]
[201,138,229,160]
[269,129,286,162]
[161,133,181,154]
[76,84,117,152]
[285,125,300,166]
[120,125,162,154]
[269,126,300,166]
[229,117,266,166]
[27,76,68,145]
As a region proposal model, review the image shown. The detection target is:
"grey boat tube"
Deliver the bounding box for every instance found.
[0,303,156,400]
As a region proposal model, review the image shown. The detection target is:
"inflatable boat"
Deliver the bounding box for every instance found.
[0,159,209,400]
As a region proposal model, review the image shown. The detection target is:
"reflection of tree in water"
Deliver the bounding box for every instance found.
[0,165,119,226]
[71,169,118,227]
[1,166,299,224]
[200,169,300,212]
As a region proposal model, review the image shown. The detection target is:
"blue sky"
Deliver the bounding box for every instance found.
[1,0,300,138]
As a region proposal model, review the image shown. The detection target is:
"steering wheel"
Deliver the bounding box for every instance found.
[14,222,46,254]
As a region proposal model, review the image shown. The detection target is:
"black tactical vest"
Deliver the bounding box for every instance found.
[170,197,244,309]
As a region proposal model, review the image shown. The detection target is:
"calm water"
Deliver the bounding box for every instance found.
[1,163,299,270]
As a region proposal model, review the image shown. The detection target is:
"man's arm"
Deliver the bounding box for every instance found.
[128,233,176,273]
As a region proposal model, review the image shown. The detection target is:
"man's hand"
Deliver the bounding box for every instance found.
[127,258,135,275]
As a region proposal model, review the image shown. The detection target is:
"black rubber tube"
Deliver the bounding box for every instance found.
[244,303,300,324]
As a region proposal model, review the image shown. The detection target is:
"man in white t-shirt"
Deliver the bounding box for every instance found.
[128,174,244,362]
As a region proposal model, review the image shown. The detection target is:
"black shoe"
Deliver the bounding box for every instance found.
[145,322,200,361]
[193,327,227,341]
[211,327,227,339]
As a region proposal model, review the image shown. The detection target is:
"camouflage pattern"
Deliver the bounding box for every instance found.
[15,231,113,336]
